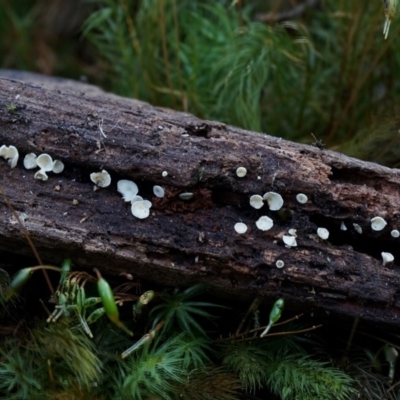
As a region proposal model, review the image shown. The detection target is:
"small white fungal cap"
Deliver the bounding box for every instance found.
[317,227,329,240]
[288,229,297,237]
[23,153,37,169]
[142,200,152,208]
[256,216,273,231]
[296,193,308,204]
[52,160,64,174]
[153,185,165,198]
[276,260,285,268]
[34,170,48,181]
[162,171,168,177]
[371,216,387,231]
[37,153,54,172]
[179,192,194,200]
[131,200,151,219]
[236,167,247,178]
[131,195,143,204]
[263,192,284,211]
[0,145,19,168]
[250,194,264,209]
[117,180,138,201]
[90,170,111,188]
[234,222,248,234]
[283,235,297,248]
[353,223,362,234]
[391,229,399,238]
[382,252,394,266]
[340,222,347,231]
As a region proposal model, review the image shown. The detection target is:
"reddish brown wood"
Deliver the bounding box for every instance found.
[1,73,400,326]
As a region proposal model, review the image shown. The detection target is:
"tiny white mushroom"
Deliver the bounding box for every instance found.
[371,216,387,231]
[131,200,151,219]
[153,185,165,198]
[317,227,329,240]
[282,235,297,248]
[23,153,37,169]
[382,252,394,266]
[52,160,64,174]
[37,153,54,172]
[391,229,400,238]
[234,222,248,234]
[34,170,48,181]
[90,170,111,188]
[162,171,168,177]
[142,200,152,209]
[179,192,194,200]
[340,222,347,231]
[353,223,362,234]
[236,167,247,178]
[131,195,143,204]
[0,145,19,168]
[117,180,138,201]
[275,260,285,268]
[255,216,273,231]
[296,193,308,204]
[250,194,264,209]
[263,192,284,211]
[288,229,297,237]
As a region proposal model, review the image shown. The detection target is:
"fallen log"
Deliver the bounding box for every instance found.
[1,72,400,326]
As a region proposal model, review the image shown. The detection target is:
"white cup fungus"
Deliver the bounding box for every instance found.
[131,195,143,205]
[179,192,194,200]
[162,171,168,177]
[117,180,139,201]
[263,192,284,211]
[234,222,248,234]
[0,145,19,168]
[371,216,387,231]
[131,200,152,219]
[276,260,285,268]
[340,222,347,231]
[317,227,329,240]
[353,223,362,234]
[23,153,38,169]
[153,185,165,198]
[391,229,399,238]
[256,216,273,231]
[37,153,55,172]
[250,194,263,209]
[296,193,308,204]
[236,167,247,178]
[283,235,297,248]
[90,170,111,188]
[382,252,394,266]
[34,169,49,181]
[52,160,64,174]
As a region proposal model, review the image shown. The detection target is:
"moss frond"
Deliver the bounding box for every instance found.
[32,322,102,388]
[150,285,220,338]
[119,333,190,400]
[0,340,43,399]
[220,340,271,393]
[266,351,357,400]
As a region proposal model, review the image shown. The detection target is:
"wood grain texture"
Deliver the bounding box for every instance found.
[1,73,400,326]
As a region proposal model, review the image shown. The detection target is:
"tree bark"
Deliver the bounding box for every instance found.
[1,72,400,326]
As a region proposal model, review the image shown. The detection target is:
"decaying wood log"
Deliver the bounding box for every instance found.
[1,72,400,326]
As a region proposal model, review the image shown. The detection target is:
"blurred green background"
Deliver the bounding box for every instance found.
[1,0,400,166]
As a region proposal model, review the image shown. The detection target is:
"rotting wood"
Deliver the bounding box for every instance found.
[1,72,400,327]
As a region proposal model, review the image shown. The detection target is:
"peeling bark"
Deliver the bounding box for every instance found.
[1,72,400,326]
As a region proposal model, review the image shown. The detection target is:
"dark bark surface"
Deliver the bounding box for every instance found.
[1,72,400,326]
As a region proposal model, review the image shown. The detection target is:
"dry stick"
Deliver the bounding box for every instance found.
[0,184,55,296]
